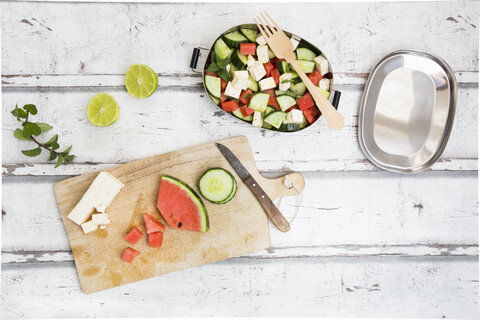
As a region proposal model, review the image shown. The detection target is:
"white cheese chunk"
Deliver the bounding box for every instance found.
[248,61,266,81]
[81,220,98,234]
[232,76,250,90]
[92,213,110,226]
[252,111,263,128]
[256,34,267,45]
[259,77,276,91]
[314,55,329,75]
[247,55,257,68]
[99,225,107,230]
[234,70,249,80]
[290,37,300,50]
[67,171,125,225]
[224,81,242,99]
[257,45,269,63]
[319,78,331,91]
[279,72,292,91]
[226,64,231,73]
[284,109,305,124]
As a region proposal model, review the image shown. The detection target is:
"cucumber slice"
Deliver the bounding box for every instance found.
[263,106,276,116]
[248,92,270,112]
[295,60,316,73]
[217,178,237,204]
[289,70,303,84]
[280,123,301,132]
[275,90,298,98]
[199,168,236,204]
[228,63,238,78]
[268,47,276,59]
[205,75,221,99]
[231,49,248,69]
[276,61,289,74]
[296,47,317,61]
[214,38,233,60]
[319,88,331,99]
[239,28,258,42]
[222,31,248,48]
[232,108,253,122]
[276,95,297,112]
[264,111,287,129]
[209,94,220,105]
[299,117,309,129]
[247,74,259,92]
[290,82,307,96]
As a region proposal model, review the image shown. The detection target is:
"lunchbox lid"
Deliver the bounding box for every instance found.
[358,49,457,173]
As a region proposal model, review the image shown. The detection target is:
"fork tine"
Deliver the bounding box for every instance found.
[254,18,270,39]
[263,11,281,32]
[255,16,272,37]
[258,13,274,35]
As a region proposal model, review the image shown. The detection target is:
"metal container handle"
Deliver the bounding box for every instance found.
[331,91,341,110]
[190,47,209,74]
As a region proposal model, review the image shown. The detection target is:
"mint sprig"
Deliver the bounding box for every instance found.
[206,51,231,82]
[11,104,75,168]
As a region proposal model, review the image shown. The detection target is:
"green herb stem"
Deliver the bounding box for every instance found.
[24,110,58,155]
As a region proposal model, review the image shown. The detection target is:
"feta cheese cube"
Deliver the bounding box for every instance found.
[81,220,98,234]
[290,37,300,50]
[234,70,249,80]
[257,45,269,63]
[92,213,110,226]
[99,225,107,230]
[284,109,305,124]
[232,76,250,90]
[256,34,267,45]
[279,72,292,91]
[224,81,242,99]
[319,78,331,91]
[67,171,125,225]
[248,61,266,81]
[226,64,231,73]
[247,55,257,68]
[252,111,263,128]
[259,77,276,91]
[314,55,329,75]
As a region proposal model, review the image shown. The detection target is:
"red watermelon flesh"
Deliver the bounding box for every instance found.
[143,213,165,234]
[156,175,209,232]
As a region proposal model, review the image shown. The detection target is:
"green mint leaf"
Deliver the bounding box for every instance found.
[48,152,57,161]
[22,148,41,157]
[211,51,217,63]
[206,63,219,72]
[36,122,53,133]
[60,145,72,156]
[23,123,42,136]
[43,134,58,147]
[52,142,60,150]
[11,107,27,120]
[216,69,230,82]
[217,58,230,69]
[23,104,37,115]
[55,155,64,168]
[13,129,30,141]
[64,155,75,164]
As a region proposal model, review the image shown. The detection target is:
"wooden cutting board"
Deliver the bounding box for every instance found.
[54,136,305,294]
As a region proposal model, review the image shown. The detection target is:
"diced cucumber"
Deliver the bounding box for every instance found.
[295,60,316,73]
[209,94,220,105]
[247,74,259,92]
[232,108,253,122]
[228,63,238,78]
[299,117,309,129]
[276,95,297,112]
[279,123,301,132]
[276,90,298,98]
[262,107,276,129]
[199,168,237,204]
[248,92,270,112]
[214,38,233,60]
[205,75,221,99]
[268,47,276,59]
[264,111,287,129]
[296,47,317,61]
[231,49,248,69]
[222,31,248,48]
[262,123,273,130]
[289,70,303,84]
[276,61,289,74]
[319,88,331,99]
[290,82,307,96]
[239,28,258,42]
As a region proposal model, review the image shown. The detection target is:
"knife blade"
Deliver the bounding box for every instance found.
[216,143,290,232]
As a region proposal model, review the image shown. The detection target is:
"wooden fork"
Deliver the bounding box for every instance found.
[255,11,345,131]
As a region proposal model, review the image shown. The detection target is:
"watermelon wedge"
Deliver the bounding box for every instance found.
[156,175,209,232]
[143,213,165,234]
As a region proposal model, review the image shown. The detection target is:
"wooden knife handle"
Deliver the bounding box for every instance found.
[244,175,290,232]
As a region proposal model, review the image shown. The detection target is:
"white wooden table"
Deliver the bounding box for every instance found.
[1,1,478,318]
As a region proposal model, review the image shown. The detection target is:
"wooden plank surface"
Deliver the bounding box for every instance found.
[1,0,478,318]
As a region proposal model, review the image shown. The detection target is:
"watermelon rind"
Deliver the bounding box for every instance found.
[159,175,210,232]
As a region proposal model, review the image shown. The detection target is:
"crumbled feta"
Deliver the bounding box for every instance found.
[290,37,300,50]
[259,77,276,91]
[256,34,267,45]
[248,61,266,81]
[279,72,292,91]
[99,225,107,230]
[284,109,305,124]
[314,55,329,75]
[252,111,263,128]
[81,220,98,234]
[247,55,257,68]
[234,70,249,80]
[319,78,330,91]
[225,81,242,99]
[256,45,269,63]
[92,213,110,226]
[226,64,231,73]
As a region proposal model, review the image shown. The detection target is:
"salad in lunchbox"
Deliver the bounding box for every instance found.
[204,26,333,132]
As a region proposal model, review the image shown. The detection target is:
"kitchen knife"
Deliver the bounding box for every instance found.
[216,143,290,232]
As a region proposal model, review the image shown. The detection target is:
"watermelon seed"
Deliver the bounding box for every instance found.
[178,222,183,228]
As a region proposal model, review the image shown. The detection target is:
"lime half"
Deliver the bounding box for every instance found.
[86,93,120,127]
[125,64,158,98]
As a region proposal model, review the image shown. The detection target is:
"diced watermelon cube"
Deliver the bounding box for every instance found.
[270,69,281,87]
[240,105,255,117]
[221,100,239,112]
[205,71,217,77]
[308,70,323,86]
[220,92,227,102]
[263,61,274,77]
[268,95,280,110]
[285,105,300,113]
[143,213,166,234]
[220,78,227,91]
[124,227,143,245]
[121,247,140,263]
[239,43,256,55]
[239,89,254,105]
[148,232,164,248]
[303,106,320,124]
[297,92,315,111]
